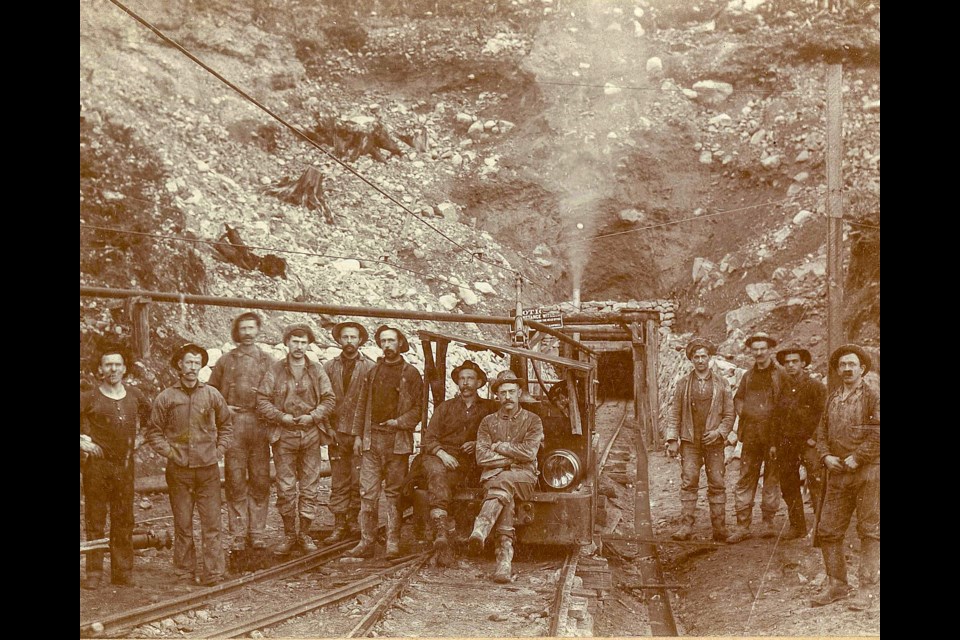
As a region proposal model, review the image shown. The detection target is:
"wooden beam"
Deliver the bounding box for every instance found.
[645,318,661,449]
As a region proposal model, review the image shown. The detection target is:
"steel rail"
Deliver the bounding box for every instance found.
[345,553,432,637]
[547,549,579,637]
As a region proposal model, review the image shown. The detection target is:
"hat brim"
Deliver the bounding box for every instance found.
[283,325,317,345]
[685,340,717,360]
[375,325,410,354]
[332,322,369,346]
[776,349,812,367]
[451,363,488,387]
[170,344,209,369]
[830,345,871,373]
[744,336,778,349]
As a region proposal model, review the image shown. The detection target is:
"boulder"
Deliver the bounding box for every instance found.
[692,257,715,283]
[725,302,777,332]
[439,294,459,311]
[646,57,663,73]
[792,210,816,226]
[332,259,361,272]
[457,287,480,306]
[474,282,496,295]
[692,80,733,105]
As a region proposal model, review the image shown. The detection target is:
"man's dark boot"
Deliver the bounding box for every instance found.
[492,535,514,584]
[275,515,298,555]
[468,499,503,555]
[726,510,752,544]
[811,543,852,606]
[82,572,103,590]
[758,514,777,539]
[346,510,378,558]
[325,513,350,544]
[849,539,880,611]
[709,502,730,542]
[672,500,696,540]
[299,517,318,552]
[431,508,456,567]
[384,500,402,559]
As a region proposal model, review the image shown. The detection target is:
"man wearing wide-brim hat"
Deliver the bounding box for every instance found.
[411,360,498,565]
[727,331,786,544]
[811,344,880,611]
[346,325,423,560]
[257,323,336,554]
[145,343,234,586]
[468,370,545,583]
[322,321,376,544]
[771,346,826,541]
[664,338,735,542]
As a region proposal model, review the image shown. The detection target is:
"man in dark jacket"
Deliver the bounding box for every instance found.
[147,343,234,585]
[208,312,275,551]
[346,326,423,559]
[257,324,336,554]
[322,321,376,543]
[728,332,785,543]
[665,338,735,542]
[771,347,826,540]
[811,344,880,611]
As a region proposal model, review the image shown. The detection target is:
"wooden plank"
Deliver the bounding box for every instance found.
[434,338,449,404]
[826,63,845,390]
[418,330,593,372]
[645,319,661,449]
[420,339,436,426]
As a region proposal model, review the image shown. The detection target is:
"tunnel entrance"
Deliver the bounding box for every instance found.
[597,350,634,400]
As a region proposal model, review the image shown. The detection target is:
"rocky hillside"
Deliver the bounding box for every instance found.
[80,0,879,387]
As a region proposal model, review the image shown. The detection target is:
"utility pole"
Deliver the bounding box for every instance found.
[826,64,844,388]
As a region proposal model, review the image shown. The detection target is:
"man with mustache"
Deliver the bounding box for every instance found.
[80,346,152,589]
[146,343,234,586]
[207,312,275,552]
[414,360,498,565]
[771,346,826,540]
[468,371,544,584]
[322,321,376,544]
[346,325,423,559]
[811,344,880,611]
[257,324,336,554]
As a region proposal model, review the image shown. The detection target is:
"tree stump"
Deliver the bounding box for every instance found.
[264,166,334,224]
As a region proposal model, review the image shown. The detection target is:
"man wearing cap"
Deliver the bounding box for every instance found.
[322,321,376,544]
[146,343,234,585]
[257,324,336,554]
[80,346,152,589]
[811,344,880,610]
[346,325,423,559]
[664,338,735,542]
[415,360,498,565]
[727,332,785,543]
[771,347,826,540]
[468,370,544,583]
[207,312,275,551]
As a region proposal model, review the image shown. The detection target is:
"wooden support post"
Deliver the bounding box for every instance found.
[420,340,435,423]
[645,319,661,449]
[127,296,151,359]
[435,339,448,402]
[629,322,645,427]
[826,63,845,390]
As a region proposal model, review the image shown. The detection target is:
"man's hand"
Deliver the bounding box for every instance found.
[437,449,460,470]
[844,454,859,471]
[666,439,679,457]
[726,431,739,446]
[823,455,844,471]
[702,430,721,446]
[461,441,476,455]
[80,436,103,458]
[281,414,296,427]
[380,418,399,429]
[295,415,314,427]
[353,436,363,457]
[769,446,777,460]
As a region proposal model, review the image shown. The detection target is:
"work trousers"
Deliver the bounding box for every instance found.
[679,441,727,508]
[359,430,409,514]
[272,428,322,521]
[224,411,270,544]
[83,457,135,582]
[328,434,361,518]
[166,462,224,581]
[733,440,781,522]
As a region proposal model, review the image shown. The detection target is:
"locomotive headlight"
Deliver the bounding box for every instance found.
[542,450,582,490]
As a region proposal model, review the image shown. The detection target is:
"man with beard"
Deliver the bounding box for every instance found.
[80,346,152,589]
[468,371,544,584]
[346,325,423,559]
[322,321,376,543]
[771,347,826,540]
[208,312,275,551]
[257,324,336,554]
[147,343,234,585]
[664,338,735,542]
[727,332,785,543]
[413,361,498,565]
[811,344,880,611]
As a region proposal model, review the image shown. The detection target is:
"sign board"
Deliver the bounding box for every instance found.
[513,307,564,329]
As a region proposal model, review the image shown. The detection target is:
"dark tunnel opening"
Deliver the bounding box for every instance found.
[597,350,634,400]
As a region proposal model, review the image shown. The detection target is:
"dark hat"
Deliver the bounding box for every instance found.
[170,342,209,369]
[829,343,872,373]
[490,370,521,394]
[283,323,317,345]
[451,360,488,387]
[374,325,410,354]
[685,337,717,360]
[231,311,262,343]
[776,347,812,367]
[331,321,369,346]
[744,331,778,349]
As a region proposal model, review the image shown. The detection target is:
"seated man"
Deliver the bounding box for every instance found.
[467,371,544,583]
[409,361,497,565]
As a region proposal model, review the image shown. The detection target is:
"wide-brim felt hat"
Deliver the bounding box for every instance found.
[374,324,410,354]
[744,331,778,349]
[829,343,871,373]
[170,342,209,369]
[331,321,369,346]
[283,323,317,345]
[685,338,717,360]
[491,370,521,394]
[451,360,488,387]
[776,347,812,367]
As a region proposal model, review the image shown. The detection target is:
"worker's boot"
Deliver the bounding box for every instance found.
[492,535,514,584]
[432,508,456,567]
[709,502,730,542]
[325,513,350,544]
[849,539,880,611]
[299,517,318,552]
[82,571,103,591]
[672,500,697,540]
[468,499,503,555]
[275,515,298,555]
[757,513,777,539]
[384,500,402,559]
[346,510,378,558]
[811,543,852,606]
[726,511,752,544]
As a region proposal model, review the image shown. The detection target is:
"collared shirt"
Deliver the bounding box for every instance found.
[772,373,826,442]
[80,386,151,465]
[146,381,233,468]
[257,357,336,424]
[422,395,499,459]
[475,407,544,482]
[817,380,880,465]
[207,345,273,410]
